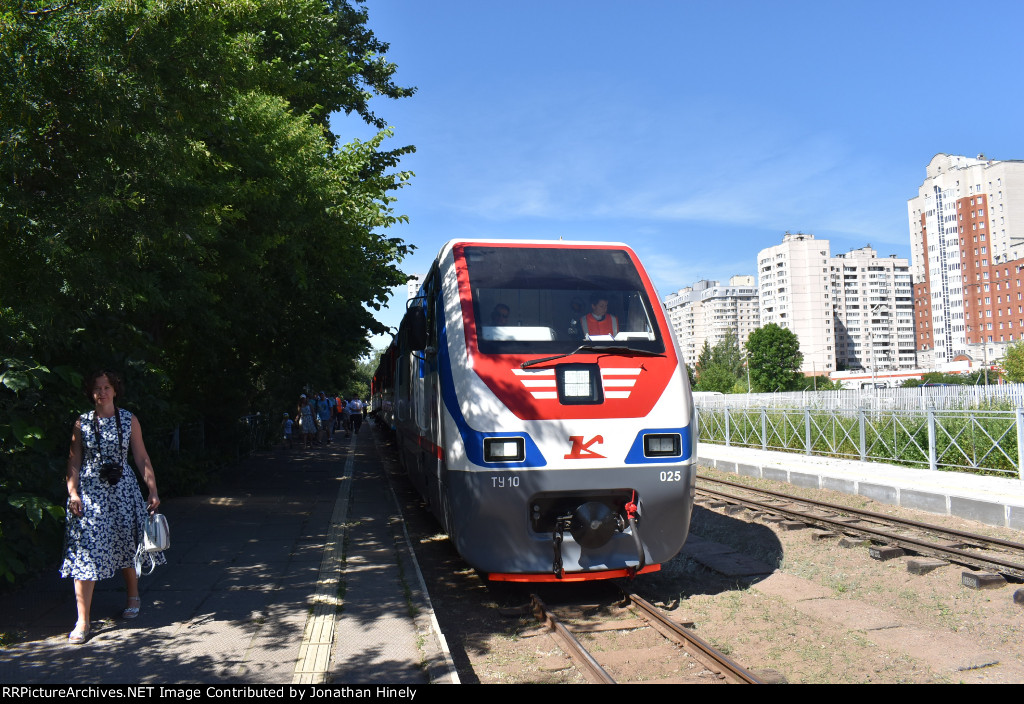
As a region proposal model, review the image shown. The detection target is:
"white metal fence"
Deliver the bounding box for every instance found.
[695,405,1024,479]
[694,383,1024,412]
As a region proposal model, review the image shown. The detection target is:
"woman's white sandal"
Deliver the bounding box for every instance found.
[123,596,141,619]
[68,623,90,644]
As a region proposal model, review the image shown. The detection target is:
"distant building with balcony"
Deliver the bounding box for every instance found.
[757,233,834,375]
[664,276,760,368]
[909,153,1024,370]
[830,246,916,371]
[757,233,914,376]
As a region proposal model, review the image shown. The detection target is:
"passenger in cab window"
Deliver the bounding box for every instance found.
[490,303,510,325]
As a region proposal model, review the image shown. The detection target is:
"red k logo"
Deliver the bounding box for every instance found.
[564,435,605,459]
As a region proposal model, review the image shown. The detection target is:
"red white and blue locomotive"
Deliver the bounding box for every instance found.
[372,240,695,582]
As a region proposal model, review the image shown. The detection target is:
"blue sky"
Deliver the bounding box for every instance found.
[331,0,1024,351]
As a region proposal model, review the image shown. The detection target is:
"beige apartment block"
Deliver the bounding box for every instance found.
[757,233,834,376]
[830,246,916,372]
[908,154,1024,368]
[664,276,760,369]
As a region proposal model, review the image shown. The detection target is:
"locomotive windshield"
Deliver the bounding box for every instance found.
[462,246,666,355]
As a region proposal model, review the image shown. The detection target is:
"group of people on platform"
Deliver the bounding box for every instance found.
[283,392,367,449]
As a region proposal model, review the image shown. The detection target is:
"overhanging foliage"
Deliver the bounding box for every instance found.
[0,0,415,584]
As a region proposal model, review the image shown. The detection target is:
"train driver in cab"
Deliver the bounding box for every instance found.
[580,293,619,339]
[490,303,511,325]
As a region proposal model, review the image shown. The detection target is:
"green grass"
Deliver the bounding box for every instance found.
[699,406,1020,476]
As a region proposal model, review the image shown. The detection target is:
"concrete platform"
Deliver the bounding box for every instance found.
[698,443,1024,531]
[0,423,458,685]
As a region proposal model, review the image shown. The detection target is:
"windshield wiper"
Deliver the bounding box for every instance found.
[521,345,664,369]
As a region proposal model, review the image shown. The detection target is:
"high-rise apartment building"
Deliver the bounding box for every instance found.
[908,154,1024,367]
[664,276,760,368]
[757,233,834,375]
[830,246,916,371]
[757,234,913,375]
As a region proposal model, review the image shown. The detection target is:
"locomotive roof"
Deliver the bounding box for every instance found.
[434,238,633,262]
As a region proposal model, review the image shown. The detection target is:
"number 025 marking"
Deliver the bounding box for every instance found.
[659,470,682,482]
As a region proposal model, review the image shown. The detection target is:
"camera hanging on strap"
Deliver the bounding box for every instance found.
[93,408,124,486]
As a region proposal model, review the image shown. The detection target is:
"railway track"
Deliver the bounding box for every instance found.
[529,590,763,684]
[696,474,1024,581]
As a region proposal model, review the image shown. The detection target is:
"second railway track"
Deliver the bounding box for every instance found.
[696,474,1024,580]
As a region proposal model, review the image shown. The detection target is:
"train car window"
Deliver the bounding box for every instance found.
[462,246,665,355]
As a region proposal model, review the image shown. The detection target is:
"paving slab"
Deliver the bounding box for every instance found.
[866,625,1001,673]
[0,423,456,685]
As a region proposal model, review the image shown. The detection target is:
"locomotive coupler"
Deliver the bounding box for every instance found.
[551,514,573,579]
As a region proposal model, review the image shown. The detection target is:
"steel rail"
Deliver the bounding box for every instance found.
[530,594,616,684]
[699,474,1024,552]
[624,590,762,684]
[695,482,1024,579]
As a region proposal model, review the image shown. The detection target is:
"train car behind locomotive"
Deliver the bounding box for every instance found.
[378,239,696,582]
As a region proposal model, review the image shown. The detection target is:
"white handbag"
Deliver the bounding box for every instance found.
[134,513,169,577]
[143,513,170,552]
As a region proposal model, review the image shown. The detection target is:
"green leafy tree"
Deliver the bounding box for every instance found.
[695,363,737,393]
[344,348,386,401]
[696,341,713,377]
[695,332,744,392]
[0,0,414,583]
[709,330,744,379]
[793,375,844,391]
[745,324,803,392]
[1000,341,1024,383]
[819,376,846,391]
[900,371,985,388]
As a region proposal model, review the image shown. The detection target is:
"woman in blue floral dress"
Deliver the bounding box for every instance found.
[61,370,164,644]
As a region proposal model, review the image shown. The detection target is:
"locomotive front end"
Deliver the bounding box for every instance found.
[432,241,697,582]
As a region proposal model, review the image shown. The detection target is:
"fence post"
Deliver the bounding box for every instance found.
[928,409,937,472]
[761,408,767,451]
[1017,408,1024,481]
[858,408,866,462]
[804,406,811,455]
[724,407,731,447]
